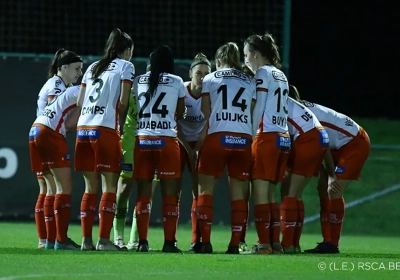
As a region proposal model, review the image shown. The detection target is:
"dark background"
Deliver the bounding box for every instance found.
[0,0,398,224]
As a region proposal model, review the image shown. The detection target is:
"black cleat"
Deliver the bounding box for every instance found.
[162,240,183,254]
[225,246,239,254]
[136,240,150,252]
[304,242,339,254]
[195,242,213,254]
[190,242,203,252]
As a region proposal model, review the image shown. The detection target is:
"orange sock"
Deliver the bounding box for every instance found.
[320,198,331,242]
[270,202,280,244]
[197,194,213,243]
[44,196,56,243]
[254,204,271,245]
[329,197,345,247]
[240,202,249,243]
[191,198,198,243]
[229,200,248,247]
[162,196,179,242]
[98,192,116,240]
[80,193,98,239]
[280,197,298,248]
[54,194,71,243]
[35,194,46,240]
[293,200,304,247]
[136,196,151,240]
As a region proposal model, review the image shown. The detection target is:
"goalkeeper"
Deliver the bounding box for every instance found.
[113,86,159,250]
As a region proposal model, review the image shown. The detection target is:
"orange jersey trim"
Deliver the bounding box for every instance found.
[55,104,77,132]
[288,117,304,134]
[256,87,268,93]
[121,80,133,86]
[320,121,354,138]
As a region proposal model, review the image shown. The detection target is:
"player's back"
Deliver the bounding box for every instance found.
[255,65,289,133]
[37,76,66,116]
[301,101,360,148]
[78,58,134,129]
[203,68,256,136]
[134,72,186,137]
[287,97,322,139]
[34,85,80,136]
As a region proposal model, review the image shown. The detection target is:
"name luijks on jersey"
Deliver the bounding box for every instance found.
[216,112,248,123]
[81,105,105,115]
[137,120,172,130]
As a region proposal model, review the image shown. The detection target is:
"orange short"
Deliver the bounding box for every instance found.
[331,127,370,180]
[197,132,252,180]
[134,136,181,179]
[74,126,122,173]
[179,141,197,172]
[29,124,70,172]
[252,132,291,182]
[287,128,328,177]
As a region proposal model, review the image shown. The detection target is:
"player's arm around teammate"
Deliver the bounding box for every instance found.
[293,92,371,254]
[243,34,291,254]
[75,28,134,251]
[133,45,185,253]
[196,42,255,254]
[176,53,211,251]
[33,49,83,249]
[279,90,329,254]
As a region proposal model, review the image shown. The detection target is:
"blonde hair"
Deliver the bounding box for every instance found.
[242,64,254,78]
[215,42,242,71]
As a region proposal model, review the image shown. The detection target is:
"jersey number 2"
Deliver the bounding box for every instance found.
[217,85,247,112]
[138,92,169,118]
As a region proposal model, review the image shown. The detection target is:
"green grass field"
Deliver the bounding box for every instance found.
[0,223,399,280]
[0,118,399,279]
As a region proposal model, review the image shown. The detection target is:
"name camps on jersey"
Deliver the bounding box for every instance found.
[202,68,256,136]
[134,73,186,137]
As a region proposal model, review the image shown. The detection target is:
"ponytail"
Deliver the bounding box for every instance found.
[147,45,174,98]
[215,42,242,71]
[47,48,65,79]
[289,85,302,101]
[92,28,133,79]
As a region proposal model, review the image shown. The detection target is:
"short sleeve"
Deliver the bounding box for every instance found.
[255,68,268,93]
[178,79,186,98]
[81,66,90,86]
[49,78,64,97]
[121,62,135,84]
[201,74,211,96]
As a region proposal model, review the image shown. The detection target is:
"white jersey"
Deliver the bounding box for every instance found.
[287,98,326,141]
[134,72,186,137]
[202,68,256,136]
[253,66,289,135]
[301,101,360,149]
[77,58,135,130]
[37,75,66,116]
[178,82,206,142]
[34,86,80,137]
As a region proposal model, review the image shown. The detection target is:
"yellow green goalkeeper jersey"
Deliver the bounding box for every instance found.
[123,90,138,137]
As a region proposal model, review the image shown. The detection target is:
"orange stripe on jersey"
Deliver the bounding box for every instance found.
[320,121,354,138]
[55,104,77,132]
[288,117,304,134]
[121,80,133,86]
[256,87,268,93]
[202,92,210,96]
[81,83,86,87]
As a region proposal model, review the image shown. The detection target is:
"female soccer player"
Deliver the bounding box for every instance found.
[133,45,185,253]
[30,85,83,250]
[287,87,370,254]
[75,28,134,251]
[177,53,211,251]
[113,64,160,250]
[243,33,290,254]
[280,92,329,254]
[34,49,83,249]
[196,42,256,254]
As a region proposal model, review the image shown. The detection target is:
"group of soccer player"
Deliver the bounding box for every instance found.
[29,28,370,254]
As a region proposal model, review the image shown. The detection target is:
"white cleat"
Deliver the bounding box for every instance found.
[126,241,139,250]
[96,239,127,251]
[114,238,126,248]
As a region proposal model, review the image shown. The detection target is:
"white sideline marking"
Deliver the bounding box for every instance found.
[303,184,400,224]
